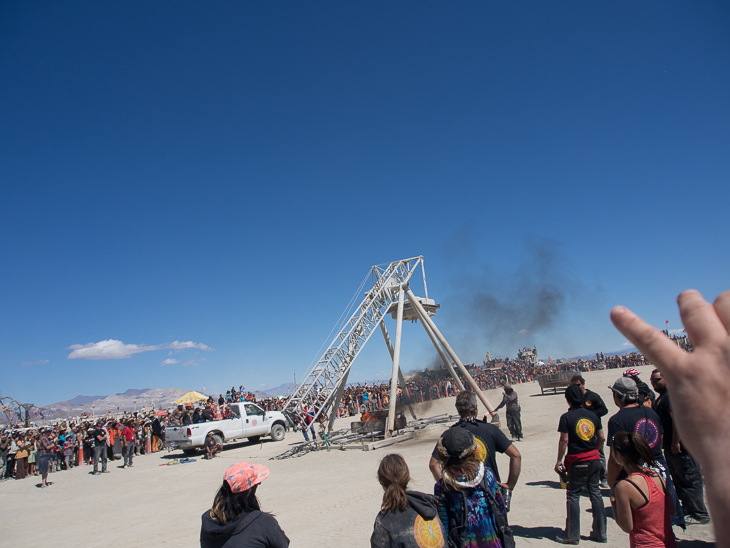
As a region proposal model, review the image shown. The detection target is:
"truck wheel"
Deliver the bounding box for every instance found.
[213,434,224,447]
[183,448,197,456]
[270,424,285,442]
[247,436,260,443]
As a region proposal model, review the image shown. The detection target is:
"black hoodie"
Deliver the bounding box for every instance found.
[200,509,289,548]
[370,490,445,548]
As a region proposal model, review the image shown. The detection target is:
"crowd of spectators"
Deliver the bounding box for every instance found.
[0,412,167,482]
[0,350,652,480]
[319,351,649,418]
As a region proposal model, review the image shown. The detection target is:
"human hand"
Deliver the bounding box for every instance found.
[610,290,730,471]
[554,462,564,474]
[671,439,681,455]
[611,289,730,540]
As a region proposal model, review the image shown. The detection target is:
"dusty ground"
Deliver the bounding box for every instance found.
[0,365,715,547]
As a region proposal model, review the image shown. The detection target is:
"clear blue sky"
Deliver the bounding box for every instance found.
[1,2,728,406]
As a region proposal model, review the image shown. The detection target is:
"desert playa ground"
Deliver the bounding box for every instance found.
[1,366,716,547]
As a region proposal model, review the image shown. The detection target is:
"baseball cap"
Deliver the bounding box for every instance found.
[609,377,638,397]
[565,385,584,407]
[224,462,270,493]
[438,427,475,459]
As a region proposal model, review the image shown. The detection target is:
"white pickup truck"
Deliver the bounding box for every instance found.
[165,402,288,455]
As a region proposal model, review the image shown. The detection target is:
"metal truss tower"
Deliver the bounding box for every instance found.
[283,257,423,431]
[283,256,496,438]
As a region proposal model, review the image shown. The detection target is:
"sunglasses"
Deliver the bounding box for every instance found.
[650,377,664,383]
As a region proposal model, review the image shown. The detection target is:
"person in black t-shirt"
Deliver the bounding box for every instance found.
[651,369,710,524]
[92,421,108,475]
[570,375,608,418]
[181,407,192,426]
[623,368,655,408]
[429,391,521,492]
[572,375,609,488]
[201,405,215,423]
[607,376,685,528]
[555,385,606,544]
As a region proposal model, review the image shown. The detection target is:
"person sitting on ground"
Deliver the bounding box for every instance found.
[200,461,289,548]
[370,454,445,548]
[435,428,509,548]
[610,288,730,544]
[610,431,676,548]
[205,432,221,459]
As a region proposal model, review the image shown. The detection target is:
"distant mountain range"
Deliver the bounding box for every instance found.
[42,388,187,419]
[567,347,639,361]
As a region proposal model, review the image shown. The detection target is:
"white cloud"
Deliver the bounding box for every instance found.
[160,358,180,366]
[68,340,157,360]
[68,339,214,360]
[621,342,633,347]
[182,358,206,367]
[517,329,529,335]
[21,359,49,366]
[166,341,212,352]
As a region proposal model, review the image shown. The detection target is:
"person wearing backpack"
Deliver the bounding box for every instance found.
[434,428,512,548]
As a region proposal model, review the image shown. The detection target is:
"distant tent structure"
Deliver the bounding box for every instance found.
[547,356,554,365]
[172,391,208,405]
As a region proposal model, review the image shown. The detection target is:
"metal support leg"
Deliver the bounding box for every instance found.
[380,321,417,420]
[406,292,465,392]
[386,286,405,437]
[327,368,350,433]
[404,287,495,414]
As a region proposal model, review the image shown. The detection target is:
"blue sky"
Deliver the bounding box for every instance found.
[1,2,728,406]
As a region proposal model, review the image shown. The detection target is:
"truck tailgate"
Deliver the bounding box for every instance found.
[165,426,189,443]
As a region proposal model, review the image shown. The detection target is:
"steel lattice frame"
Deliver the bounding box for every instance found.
[283,257,423,431]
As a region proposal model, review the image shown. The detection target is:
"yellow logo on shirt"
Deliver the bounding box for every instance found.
[414,515,445,548]
[474,438,488,462]
[576,419,595,441]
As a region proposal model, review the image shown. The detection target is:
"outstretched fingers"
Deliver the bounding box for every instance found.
[677,290,728,347]
[610,306,687,375]
[713,290,730,335]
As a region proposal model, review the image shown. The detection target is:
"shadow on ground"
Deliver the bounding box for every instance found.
[526,480,563,489]
[511,525,564,540]
[676,540,714,548]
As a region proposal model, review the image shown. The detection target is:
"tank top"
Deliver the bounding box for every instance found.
[625,472,676,548]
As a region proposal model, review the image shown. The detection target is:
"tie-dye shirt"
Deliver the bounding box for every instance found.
[434,465,505,548]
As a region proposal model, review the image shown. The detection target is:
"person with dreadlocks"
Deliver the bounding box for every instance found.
[370,454,445,548]
[434,428,511,548]
[429,392,521,498]
[200,462,289,548]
